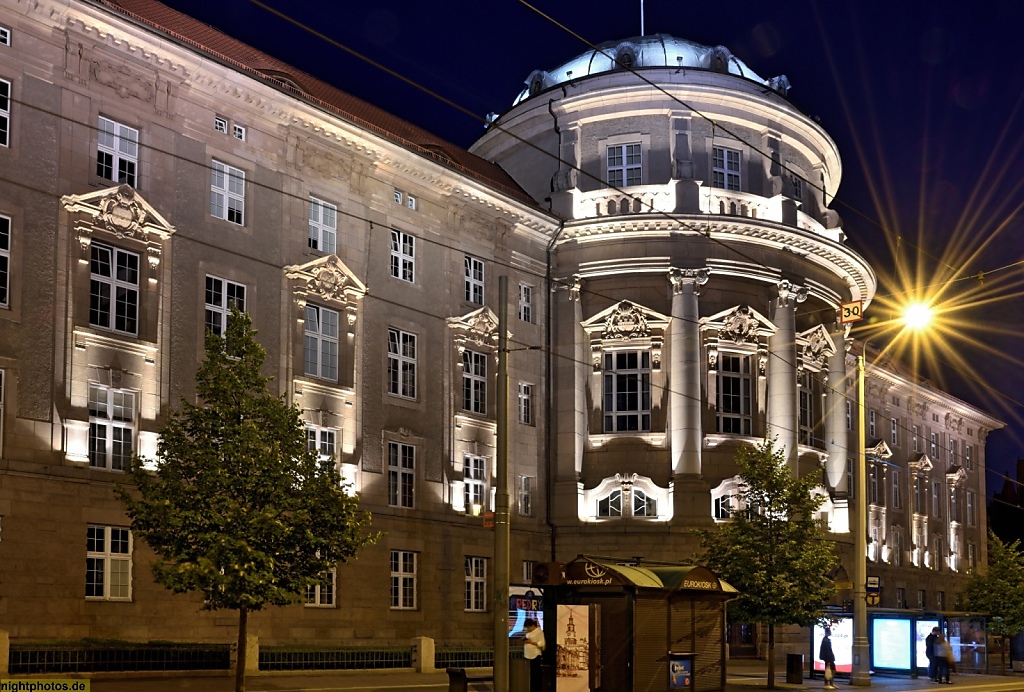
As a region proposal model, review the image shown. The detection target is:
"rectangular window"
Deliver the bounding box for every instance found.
[711,146,741,190]
[846,458,854,499]
[90,242,139,335]
[464,255,484,305]
[949,439,957,464]
[388,441,415,509]
[210,160,245,225]
[930,432,937,457]
[892,469,901,509]
[869,465,880,505]
[914,476,924,514]
[936,591,945,610]
[968,543,977,571]
[390,230,415,282]
[604,350,652,433]
[0,26,9,46]
[933,537,943,571]
[798,374,813,445]
[387,328,417,399]
[518,475,534,516]
[308,197,337,254]
[232,124,246,141]
[932,480,942,517]
[917,589,926,608]
[891,417,899,446]
[892,530,903,566]
[204,275,246,338]
[913,425,920,453]
[966,490,975,526]
[0,369,5,457]
[88,384,135,471]
[846,400,852,430]
[951,490,960,523]
[407,194,417,211]
[306,568,335,607]
[306,426,337,464]
[790,173,803,201]
[716,354,751,435]
[965,444,973,470]
[214,115,228,133]
[606,143,642,187]
[96,117,139,187]
[0,78,9,148]
[868,410,876,438]
[896,587,906,609]
[0,214,9,307]
[462,350,487,415]
[463,454,487,515]
[390,550,417,610]
[86,525,132,600]
[519,283,533,323]
[518,383,533,425]
[464,556,487,612]
[304,304,339,381]
[523,561,535,584]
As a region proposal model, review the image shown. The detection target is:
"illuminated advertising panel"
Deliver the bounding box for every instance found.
[872,618,911,670]
[916,620,940,671]
[812,618,853,673]
[509,587,544,637]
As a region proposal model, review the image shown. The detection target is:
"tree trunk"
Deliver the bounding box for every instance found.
[767,623,776,689]
[235,606,248,692]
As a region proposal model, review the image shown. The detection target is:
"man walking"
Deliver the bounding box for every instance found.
[820,627,837,690]
[926,627,940,682]
[524,617,546,692]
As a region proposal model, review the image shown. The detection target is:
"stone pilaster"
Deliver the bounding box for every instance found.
[668,267,709,476]
[768,279,807,472]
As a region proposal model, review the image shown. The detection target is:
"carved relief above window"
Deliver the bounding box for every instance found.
[62,184,175,274]
[700,305,777,432]
[579,473,670,522]
[582,300,668,372]
[797,324,838,373]
[446,306,502,355]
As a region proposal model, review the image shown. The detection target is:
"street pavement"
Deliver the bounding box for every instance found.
[15,659,1024,692]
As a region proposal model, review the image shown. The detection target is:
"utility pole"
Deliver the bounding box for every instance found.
[494,275,511,692]
[851,353,871,685]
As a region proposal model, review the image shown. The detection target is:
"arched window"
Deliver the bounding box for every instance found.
[633,489,656,517]
[598,489,622,517]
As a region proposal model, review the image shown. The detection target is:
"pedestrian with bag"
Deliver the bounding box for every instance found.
[935,632,953,684]
[820,627,837,690]
[926,626,940,681]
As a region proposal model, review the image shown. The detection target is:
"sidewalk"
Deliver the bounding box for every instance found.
[26,660,1024,692]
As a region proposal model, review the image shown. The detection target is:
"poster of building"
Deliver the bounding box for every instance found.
[556,605,590,692]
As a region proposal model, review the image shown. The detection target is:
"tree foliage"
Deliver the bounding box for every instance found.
[117,310,377,690]
[960,530,1024,636]
[696,438,838,628]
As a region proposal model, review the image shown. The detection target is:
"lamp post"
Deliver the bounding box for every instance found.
[851,353,870,686]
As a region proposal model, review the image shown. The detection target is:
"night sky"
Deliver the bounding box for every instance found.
[158,0,1024,503]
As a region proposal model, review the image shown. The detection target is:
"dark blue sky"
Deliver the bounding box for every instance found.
[160,0,1024,498]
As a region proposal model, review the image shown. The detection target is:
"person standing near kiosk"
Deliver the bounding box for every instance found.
[820,627,837,689]
[524,617,546,691]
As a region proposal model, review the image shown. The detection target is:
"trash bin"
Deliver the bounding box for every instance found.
[786,653,804,684]
[510,657,530,692]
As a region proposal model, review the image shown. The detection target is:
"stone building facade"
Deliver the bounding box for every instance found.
[0,0,1002,650]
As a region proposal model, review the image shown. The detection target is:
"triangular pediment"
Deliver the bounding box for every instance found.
[285,254,366,304]
[866,440,893,459]
[447,306,503,351]
[798,324,838,371]
[62,184,175,241]
[909,454,934,472]
[700,305,777,344]
[581,300,670,341]
[946,464,967,485]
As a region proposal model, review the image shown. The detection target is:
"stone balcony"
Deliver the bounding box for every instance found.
[558,180,845,243]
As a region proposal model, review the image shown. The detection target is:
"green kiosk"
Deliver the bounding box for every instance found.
[537,556,738,692]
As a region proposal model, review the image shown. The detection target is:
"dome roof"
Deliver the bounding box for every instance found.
[512,34,790,106]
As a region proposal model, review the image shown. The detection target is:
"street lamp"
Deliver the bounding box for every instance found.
[852,305,933,686]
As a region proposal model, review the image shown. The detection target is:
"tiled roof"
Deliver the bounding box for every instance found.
[96,0,538,207]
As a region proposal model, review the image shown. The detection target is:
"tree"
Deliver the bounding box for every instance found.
[959,530,1024,674]
[695,438,838,689]
[117,310,377,692]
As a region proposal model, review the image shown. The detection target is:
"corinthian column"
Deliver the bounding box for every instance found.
[668,267,710,476]
[824,323,850,492]
[768,279,807,472]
